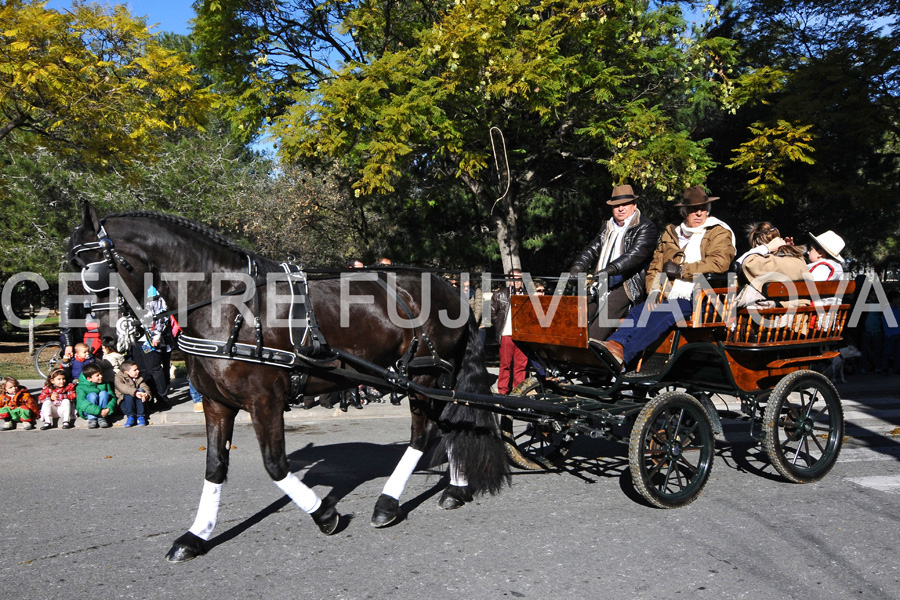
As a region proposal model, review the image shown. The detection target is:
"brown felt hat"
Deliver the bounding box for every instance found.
[607,184,639,206]
[676,185,720,207]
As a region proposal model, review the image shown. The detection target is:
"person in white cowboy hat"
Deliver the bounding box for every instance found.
[570,184,659,341]
[807,230,845,281]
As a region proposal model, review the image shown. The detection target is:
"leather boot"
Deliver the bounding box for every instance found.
[597,340,625,370]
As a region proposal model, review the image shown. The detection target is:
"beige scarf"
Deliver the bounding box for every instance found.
[668,217,735,300]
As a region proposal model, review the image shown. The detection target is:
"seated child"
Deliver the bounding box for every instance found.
[114,360,151,427]
[101,343,125,384]
[67,342,95,381]
[1,376,40,430]
[39,369,77,430]
[75,363,116,429]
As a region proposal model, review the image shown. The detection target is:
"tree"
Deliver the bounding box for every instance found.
[231,0,741,271]
[708,0,900,269]
[191,0,365,145]
[0,0,212,167]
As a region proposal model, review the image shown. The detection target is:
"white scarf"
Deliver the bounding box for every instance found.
[668,216,735,300]
[595,210,638,273]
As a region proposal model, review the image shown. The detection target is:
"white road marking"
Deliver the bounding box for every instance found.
[838,446,900,462]
[846,475,900,494]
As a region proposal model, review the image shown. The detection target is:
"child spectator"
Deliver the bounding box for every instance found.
[67,342,95,381]
[101,343,125,384]
[114,361,151,427]
[75,363,116,429]
[39,369,77,430]
[1,376,40,430]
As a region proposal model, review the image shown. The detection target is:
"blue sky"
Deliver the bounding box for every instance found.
[46,1,195,35]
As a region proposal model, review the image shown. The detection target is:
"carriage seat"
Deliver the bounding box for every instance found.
[697,280,857,347]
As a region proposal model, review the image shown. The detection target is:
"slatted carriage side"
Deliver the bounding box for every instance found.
[678,280,856,391]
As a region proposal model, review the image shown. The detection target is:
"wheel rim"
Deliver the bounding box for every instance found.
[34,343,62,379]
[501,377,571,470]
[632,394,714,507]
[502,417,570,468]
[768,374,842,480]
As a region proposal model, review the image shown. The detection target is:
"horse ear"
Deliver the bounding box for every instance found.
[82,201,102,236]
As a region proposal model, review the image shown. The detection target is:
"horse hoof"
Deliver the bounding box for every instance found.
[165,532,207,562]
[311,499,340,535]
[371,493,401,528]
[438,485,473,510]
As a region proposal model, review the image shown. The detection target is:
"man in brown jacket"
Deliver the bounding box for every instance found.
[596,185,735,370]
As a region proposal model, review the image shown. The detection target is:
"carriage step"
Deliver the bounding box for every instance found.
[624,355,668,379]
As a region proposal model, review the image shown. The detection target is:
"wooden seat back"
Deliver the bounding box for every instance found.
[724,280,856,347]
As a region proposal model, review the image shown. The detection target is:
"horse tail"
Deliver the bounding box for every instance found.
[438,315,510,496]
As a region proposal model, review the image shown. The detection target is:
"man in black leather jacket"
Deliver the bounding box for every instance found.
[570,184,659,341]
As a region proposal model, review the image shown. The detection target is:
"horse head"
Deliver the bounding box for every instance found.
[67,201,264,346]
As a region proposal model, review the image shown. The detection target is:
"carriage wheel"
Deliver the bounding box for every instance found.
[762,370,843,483]
[34,341,63,379]
[628,391,715,508]
[500,377,571,470]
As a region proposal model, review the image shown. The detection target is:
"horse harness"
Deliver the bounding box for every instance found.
[73,228,455,404]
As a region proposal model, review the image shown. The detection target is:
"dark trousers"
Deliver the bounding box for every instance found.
[120,394,146,418]
[498,336,528,394]
[587,285,633,342]
[131,342,171,401]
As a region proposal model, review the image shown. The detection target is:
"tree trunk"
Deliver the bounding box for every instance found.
[491,186,522,274]
[459,172,522,273]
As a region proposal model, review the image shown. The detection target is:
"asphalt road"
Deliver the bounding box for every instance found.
[3,406,900,600]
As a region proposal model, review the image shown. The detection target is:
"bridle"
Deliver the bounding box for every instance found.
[70,223,144,324]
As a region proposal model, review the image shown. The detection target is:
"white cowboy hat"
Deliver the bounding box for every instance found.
[809,230,845,262]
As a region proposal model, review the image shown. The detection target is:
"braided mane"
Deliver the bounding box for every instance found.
[103,211,247,254]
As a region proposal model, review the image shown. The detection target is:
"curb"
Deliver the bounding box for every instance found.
[21,370,900,427]
[19,379,413,426]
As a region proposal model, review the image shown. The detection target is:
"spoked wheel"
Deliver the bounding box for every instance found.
[34,341,63,379]
[628,391,715,508]
[762,370,843,483]
[500,377,571,470]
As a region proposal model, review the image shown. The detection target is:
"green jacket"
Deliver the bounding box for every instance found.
[75,373,116,418]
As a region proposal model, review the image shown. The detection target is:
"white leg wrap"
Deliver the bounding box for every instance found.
[275,472,321,514]
[381,447,424,500]
[448,445,468,488]
[188,480,223,540]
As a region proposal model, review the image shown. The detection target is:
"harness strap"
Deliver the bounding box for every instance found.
[224,314,244,358]
[281,263,330,356]
[369,274,444,376]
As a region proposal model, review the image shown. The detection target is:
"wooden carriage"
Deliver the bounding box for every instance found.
[503,279,857,508]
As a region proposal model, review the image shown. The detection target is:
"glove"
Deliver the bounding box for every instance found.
[662,260,683,280]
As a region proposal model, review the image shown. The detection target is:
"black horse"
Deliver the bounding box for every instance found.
[68,203,508,561]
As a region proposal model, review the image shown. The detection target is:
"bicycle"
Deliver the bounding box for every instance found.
[34,341,64,379]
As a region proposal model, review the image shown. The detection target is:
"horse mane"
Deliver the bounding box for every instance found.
[100,210,447,279]
[103,211,247,254]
